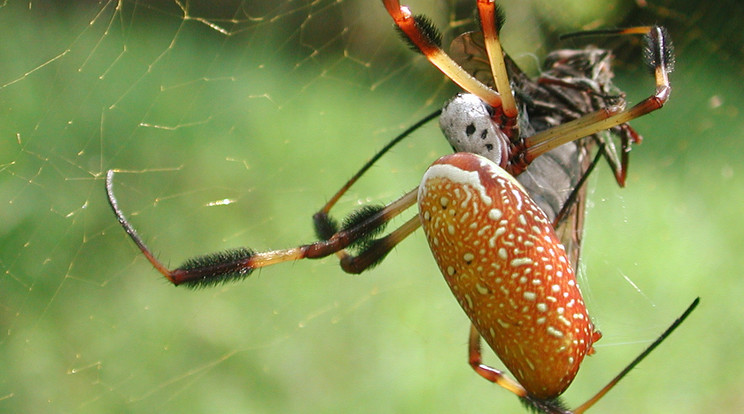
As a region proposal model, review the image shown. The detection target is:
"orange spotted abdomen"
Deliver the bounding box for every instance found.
[418,152,601,399]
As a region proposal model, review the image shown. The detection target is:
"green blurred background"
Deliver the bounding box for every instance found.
[1,0,742,412]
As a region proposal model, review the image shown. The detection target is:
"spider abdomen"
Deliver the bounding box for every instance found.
[417,152,601,399]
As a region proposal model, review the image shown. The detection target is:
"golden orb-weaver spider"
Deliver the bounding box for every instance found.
[106,1,698,412]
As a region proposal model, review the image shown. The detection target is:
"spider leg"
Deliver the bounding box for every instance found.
[105,170,173,280]
[552,143,605,228]
[572,298,699,414]
[106,169,419,287]
[382,0,502,109]
[521,26,673,165]
[469,298,699,414]
[475,0,518,129]
[339,214,421,274]
[468,324,528,397]
[313,109,440,241]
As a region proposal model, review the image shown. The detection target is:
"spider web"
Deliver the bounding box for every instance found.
[1,0,742,413]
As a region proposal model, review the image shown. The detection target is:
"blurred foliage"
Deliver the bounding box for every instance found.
[1,0,743,413]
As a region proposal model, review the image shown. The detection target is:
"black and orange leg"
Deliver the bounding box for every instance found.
[106,169,421,287]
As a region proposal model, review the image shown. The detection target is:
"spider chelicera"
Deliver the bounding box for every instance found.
[106,1,698,412]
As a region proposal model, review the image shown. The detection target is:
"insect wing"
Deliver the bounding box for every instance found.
[449,32,497,88]
[518,144,591,272]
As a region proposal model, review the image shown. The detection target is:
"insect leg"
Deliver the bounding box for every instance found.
[521,26,673,163]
